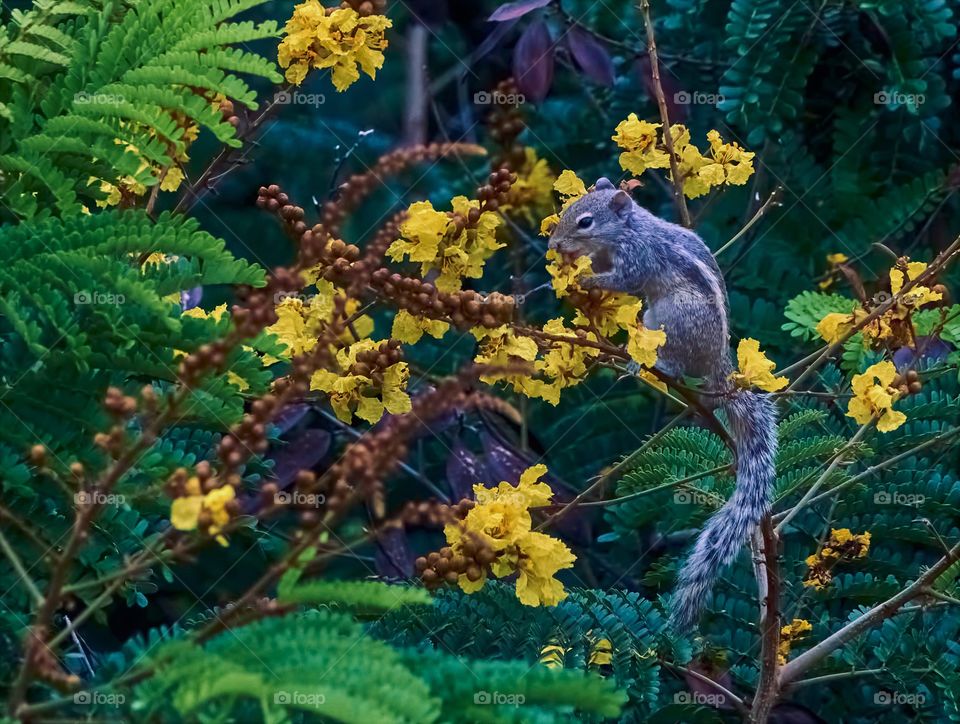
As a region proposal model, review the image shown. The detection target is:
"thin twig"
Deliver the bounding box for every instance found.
[637,0,691,227]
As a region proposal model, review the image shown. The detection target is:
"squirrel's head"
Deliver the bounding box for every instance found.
[547,177,635,273]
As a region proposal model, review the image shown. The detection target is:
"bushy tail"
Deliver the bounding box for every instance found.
[669,389,778,632]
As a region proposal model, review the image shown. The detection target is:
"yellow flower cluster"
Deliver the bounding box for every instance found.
[502,148,557,226]
[387,198,503,292]
[278,2,392,90]
[730,338,788,392]
[803,528,871,589]
[391,308,449,345]
[266,280,374,359]
[473,321,597,405]
[445,464,576,606]
[539,170,588,236]
[310,339,411,423]
[544,250,666,369]
[817,260,943,347]
[846,360,906,433]
[777,619,813,665]
[170,477,236,546]
[612,114,755,199]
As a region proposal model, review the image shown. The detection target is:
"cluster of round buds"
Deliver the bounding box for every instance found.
[217,97,240,129]
[103,386,138,419]
[415,528,496,591]
[329,377,473,518]
[349,339,403,380]
[217,393,279,472]
[487,79,527,172]
[319,143,486,237]
[894,369,923,397]
[363,211,406,267]
[338,0,386,15]
[474,167,517,215]
[399,499,457,528]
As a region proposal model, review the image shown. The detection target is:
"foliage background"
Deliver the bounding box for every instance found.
[2,0,960,722]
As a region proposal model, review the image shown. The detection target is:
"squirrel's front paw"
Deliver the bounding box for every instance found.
[580,271,616,290]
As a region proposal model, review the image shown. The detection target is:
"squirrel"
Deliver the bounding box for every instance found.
[548,178,778,632]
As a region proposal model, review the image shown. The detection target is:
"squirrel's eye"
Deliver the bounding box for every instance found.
[577,215,594,229]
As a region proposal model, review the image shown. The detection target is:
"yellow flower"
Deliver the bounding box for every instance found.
[540,170,588,236]
[391,308,449,344]
[889,260,942,309]
[730,338,788,392]
[615,301,665,368]
[612,114,671,176]
[589,638,613,667]
[697,129,755,187]
[503,147,556,224]
[444,464,576,606]
[803,529,871,589]
[777,619,813,665]
[545,248,592,298]
[310,341,410,424]
[265,283,373,361]
[170,483,236,546]
[827,253,849,265]
[847,360,906,432]
[387,198,503,292]
[278,3,392,91]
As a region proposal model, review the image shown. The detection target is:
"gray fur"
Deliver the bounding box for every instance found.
[549,180,778,631]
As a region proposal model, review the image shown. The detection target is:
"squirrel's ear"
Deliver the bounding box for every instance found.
[609,190,632,216]
[594,177,615,190]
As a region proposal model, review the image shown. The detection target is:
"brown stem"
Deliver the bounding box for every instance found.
[750,515,781,723]
[637,0,692,227]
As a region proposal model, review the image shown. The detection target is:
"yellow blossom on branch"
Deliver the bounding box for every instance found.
[777,619,813,665]
[278,3,392,90]
[539,170,588,236]
[847,360,906,432]
[502,147,556,225]
[444,464,576,606]
[612,113,670,176]
[545,248,592,298]
[615,301,666,369]
[310,339,411,424]
[170,478,236,546]
[890,260,942,308]
[730,338,788,392]
[803,528,871,589]
[391,308,449,344]
[387,197,503,292]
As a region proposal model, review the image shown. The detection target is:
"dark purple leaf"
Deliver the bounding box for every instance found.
[513,20,554,102]
[480,431,528,485]
[272,403,312,436]
[567,25,614,86]
[893,337,951,370]
[489,0,552,22]
[269,429,331,487]
[180,287,202,311]
[446,440,491,501]
[375,526,415,578]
